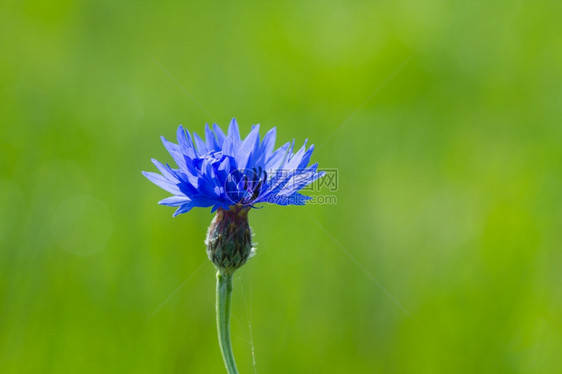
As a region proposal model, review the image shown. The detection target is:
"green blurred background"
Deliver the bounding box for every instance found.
[1,0,561,373]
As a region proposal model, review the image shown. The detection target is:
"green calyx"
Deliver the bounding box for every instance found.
[205,207,254,274]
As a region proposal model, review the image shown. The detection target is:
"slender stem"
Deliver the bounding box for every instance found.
[216,271,239,374]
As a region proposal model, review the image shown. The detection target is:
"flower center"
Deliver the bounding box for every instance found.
[225,167,267,206]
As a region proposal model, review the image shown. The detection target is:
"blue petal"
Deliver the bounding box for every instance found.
[265,142,290,171]
[222,136,237,158]
[237,124,260,169]
[193,132,207,155]
[259,170,295,200]
[260,127,276,159]
[142,171,181,194]
[278,170,320,196]
[151,158,180,183]
[173,203,195,216]
[205,123,219,151]
[297,144,315,170]
[159,196,192,207]
[177,125,197,158]
[161,137,188,171]
[213,123,226,146]
[285,141,308,170]
[227,118,241,143]
[215,156,233,187]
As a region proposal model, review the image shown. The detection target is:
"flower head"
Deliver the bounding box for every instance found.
[143,118,324,216]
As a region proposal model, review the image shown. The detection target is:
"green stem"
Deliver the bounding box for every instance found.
[216,271,239,374]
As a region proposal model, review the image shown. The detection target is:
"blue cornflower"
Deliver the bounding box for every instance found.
[142,118,324,216]
[143,119,325,373]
